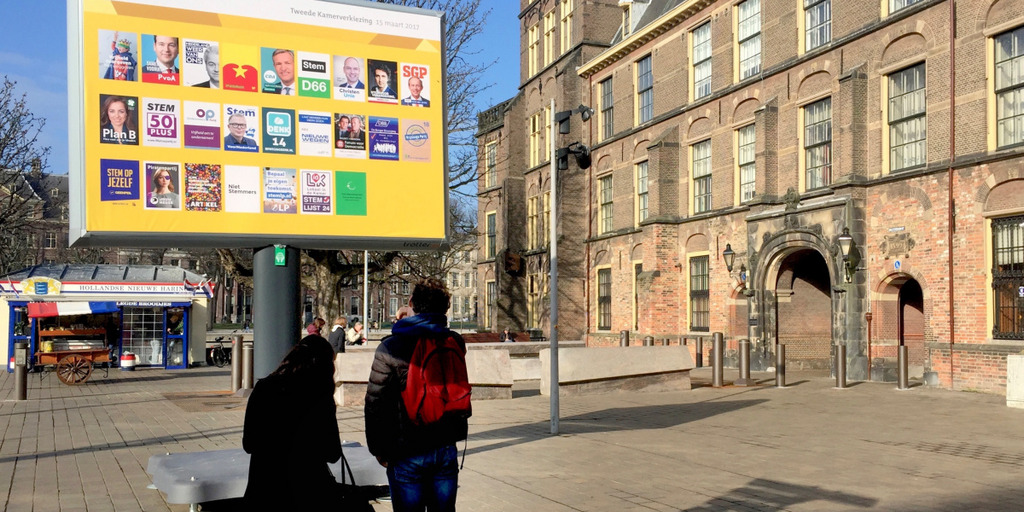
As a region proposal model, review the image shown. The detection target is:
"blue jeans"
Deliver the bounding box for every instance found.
[386,444,459,512]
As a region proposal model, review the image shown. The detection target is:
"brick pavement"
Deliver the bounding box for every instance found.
[2,365,1024,511]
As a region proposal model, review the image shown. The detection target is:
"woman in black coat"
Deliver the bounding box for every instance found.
[243,335,342,508]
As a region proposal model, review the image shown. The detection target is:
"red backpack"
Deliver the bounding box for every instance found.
[401,335,472,426]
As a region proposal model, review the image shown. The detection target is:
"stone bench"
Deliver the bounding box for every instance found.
[462,332,531,343]
[335,348,513,406]
[540,346,695,395]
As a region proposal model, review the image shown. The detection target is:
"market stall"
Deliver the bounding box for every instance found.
[1,265,211,372]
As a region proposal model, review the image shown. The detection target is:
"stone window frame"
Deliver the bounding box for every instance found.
[635,160,649,226]
[886,63,927,173]
[484,141,497,188]
[800,0,831,54]
[735,0,761,81]
[527,195,539,250]
[736,123,757,203]
[635,54,654,125]
[600,77,614,141]
[691,139,713,214]
[632,260,643,331]
[800,96,832,191]
[560,0,574,54]
[993,25,1024,150]
[543,9,556,67]
[689,253,710,332]
[485,211,497,259]
[528,24,539,77]
[485,280,496,329]
[598,174,614,234]
[885,0,924,17]
[692,21,712,100]
[991,214,1024,340]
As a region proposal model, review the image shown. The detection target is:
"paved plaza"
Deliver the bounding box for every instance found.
[2,364,1024,511]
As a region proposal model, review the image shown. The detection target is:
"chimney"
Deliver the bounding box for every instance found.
[30,158,42,177]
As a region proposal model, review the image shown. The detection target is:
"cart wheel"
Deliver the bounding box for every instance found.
[57,355,93,385]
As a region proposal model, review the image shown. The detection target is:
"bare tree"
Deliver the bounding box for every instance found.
[0,78,51,274]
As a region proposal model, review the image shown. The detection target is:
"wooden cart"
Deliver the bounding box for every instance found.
[35,349,111,385]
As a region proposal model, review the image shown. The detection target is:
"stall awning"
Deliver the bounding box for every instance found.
[27,301,120,318]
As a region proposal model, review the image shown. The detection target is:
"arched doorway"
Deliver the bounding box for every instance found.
[774,249,833,370]
[899,279,925,378]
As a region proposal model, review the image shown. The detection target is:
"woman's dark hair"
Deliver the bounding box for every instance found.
[268,335,335,394]
[99,96,136,130]
[410,277,450,315]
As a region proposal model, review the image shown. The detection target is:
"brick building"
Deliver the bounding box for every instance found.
[478,0,1024,394]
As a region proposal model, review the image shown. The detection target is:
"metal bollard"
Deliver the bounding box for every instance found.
[835,344,847,389]
[231,335,243,392]
[620,330,630,347]
[643,336,654,347]
[696,337,704,368]
[712,332,724,388]
[14,342,27,401]
[241,342,254,390]
[775,344,786,388]
[897,345,910,390]
[734,339,753,386]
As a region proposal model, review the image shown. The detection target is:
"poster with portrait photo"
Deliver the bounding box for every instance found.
[333,55,365,101]
[143,162,181,210]
[140,34,181,85]
[399,63,430,107]
[99,94,139,145]
[222,105,260,152]
[366,59,398,104]
[334,113,365,159]
[99,30,138,82]
[183,39,219,88]
[261,48,296,95]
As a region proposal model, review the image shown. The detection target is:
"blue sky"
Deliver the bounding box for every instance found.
[0,0,520,175]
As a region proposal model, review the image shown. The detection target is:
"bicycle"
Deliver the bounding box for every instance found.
[208,335,232,368]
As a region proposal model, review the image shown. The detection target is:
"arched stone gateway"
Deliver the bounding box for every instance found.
[871,273,927,381]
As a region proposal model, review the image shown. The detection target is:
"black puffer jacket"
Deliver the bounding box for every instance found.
[364,313,469,463]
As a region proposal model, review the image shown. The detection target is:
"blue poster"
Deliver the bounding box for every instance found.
[368,116,399,161]
[100,159,140,201]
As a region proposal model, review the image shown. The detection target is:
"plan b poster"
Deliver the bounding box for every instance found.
[71,0,449,250]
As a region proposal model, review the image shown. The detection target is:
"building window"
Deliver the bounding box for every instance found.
[633,262,642,330]
[597,268,611,330]
[560,0,574,54]
[528,25,539,77]
[542,191,551,246]
[50,188,60,198]
[389,298,398,318]
[994,215,1024,339]
[804,0,831,51]
[44,232,57,249]
[463,297,470,319]
[402,282,410,294]
[486,281,496,329]
[689,255,709,331]
[804,97,832,190]
[996,27,1024,148]
[889,64,927,171]
[636,55,653,124]
[170,258,180,267]
[485,212,496,258]
[692,139,712,214]
[544,10,555,66]
[528,110,549,167]
[528,195,539,250]
[738,124,756,202]
[600,77,614,140]
[622,4,632,38]
[528,272,544,328]
[890,0,923,14]
[450,272,458,289]
[351,297,360,317]
[692,22,712,99]
[463,272,470,287]
[453,300,460,315]
[635,161,648,224]
[599,175,613,234]
[737,0,761,79]
[485,142,497,188]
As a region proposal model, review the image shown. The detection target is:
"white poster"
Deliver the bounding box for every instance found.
[300,169,332,215]
[182,39,219,88]
[224,165,260,213]
[298,111,333,157]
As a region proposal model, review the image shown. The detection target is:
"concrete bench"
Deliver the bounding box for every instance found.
[335,348,513,406]
[540,346,695,395]
[146,441,387,510]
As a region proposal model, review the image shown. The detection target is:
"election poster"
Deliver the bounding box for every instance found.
[72,0,449,250]
[263,167,297,214]
[300,169,332,214]
[98,30,138,82]
[141,98,181,148]
[183,39,219,88]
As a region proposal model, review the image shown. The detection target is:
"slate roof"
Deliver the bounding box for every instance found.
[2,264,206,284]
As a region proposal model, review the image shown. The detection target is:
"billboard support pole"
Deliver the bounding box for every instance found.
[253,244,301,380]
[548,97,559,435]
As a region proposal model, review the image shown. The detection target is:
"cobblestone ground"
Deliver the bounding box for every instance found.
[2,365,1024,511]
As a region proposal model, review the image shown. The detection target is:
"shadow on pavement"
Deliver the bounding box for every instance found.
[0,425,244,464]
[467,398,766,457]
[683,477,877,511]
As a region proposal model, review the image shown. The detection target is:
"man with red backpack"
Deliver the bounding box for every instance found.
[364,278,471,512]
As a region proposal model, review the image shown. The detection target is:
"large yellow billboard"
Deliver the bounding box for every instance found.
[68,0,448,250]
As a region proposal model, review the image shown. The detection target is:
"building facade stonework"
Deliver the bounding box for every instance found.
[478,0,1024,394]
